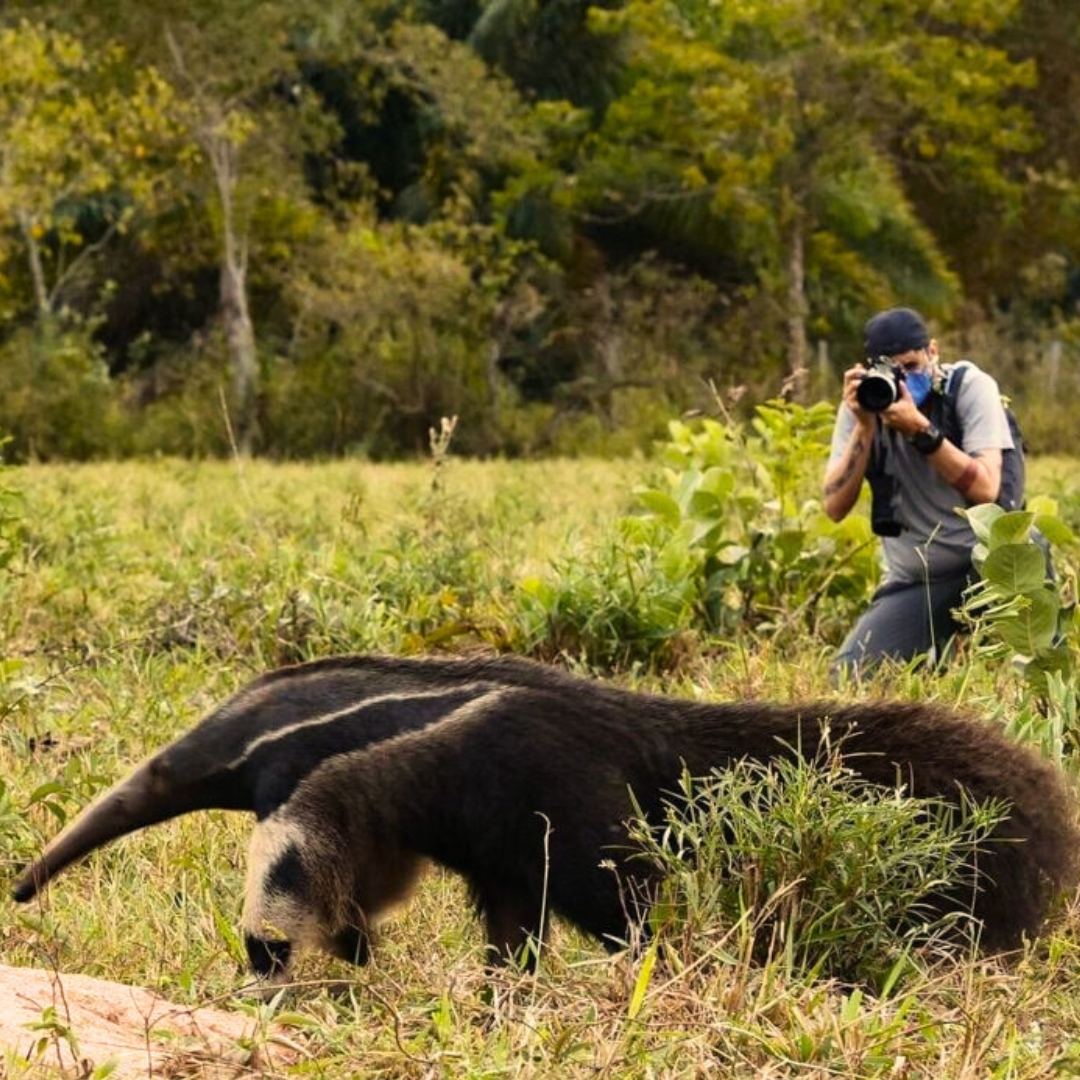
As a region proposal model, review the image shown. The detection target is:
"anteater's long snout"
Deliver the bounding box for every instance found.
[12,754,181,902]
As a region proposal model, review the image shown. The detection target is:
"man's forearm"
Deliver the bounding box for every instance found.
[916,437,1001,504]
[823,422,874,521]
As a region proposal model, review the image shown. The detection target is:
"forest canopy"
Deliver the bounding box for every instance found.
[1,0,1079,460]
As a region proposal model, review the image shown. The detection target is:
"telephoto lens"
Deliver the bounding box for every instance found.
[855,358,904,412]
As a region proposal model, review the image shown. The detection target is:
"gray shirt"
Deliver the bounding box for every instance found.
[828,361,1014,584]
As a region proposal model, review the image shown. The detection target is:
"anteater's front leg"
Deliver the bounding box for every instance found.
[479,888,547,971]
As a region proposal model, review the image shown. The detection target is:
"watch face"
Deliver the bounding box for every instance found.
[914,425,943,454]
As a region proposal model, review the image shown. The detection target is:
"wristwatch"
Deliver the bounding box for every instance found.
[911,423,945,455]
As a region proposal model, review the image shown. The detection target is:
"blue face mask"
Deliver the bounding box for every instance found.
[905,368,933,407]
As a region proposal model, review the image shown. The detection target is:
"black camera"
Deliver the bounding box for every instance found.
[867,468,903,536]
[856,356,905,412]
[864,433,904,537]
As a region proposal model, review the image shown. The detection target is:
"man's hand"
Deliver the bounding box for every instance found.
[840,365,875,426]
[880,381,931,437]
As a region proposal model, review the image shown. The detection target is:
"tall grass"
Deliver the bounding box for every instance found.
[2,455,1080,1078]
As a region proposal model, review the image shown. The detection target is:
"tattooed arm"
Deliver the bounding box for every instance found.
[823,367,876,522]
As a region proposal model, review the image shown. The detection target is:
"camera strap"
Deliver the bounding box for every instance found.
[867,415,889,477]
[934,362,970,442]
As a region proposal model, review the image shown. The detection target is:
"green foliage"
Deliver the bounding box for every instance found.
[563,0,1033,354]
[631,401,877,642]
[2,4,1080,459]
[1000,674,1080,773]
[632,750,1004,986]
[0,324,127,461]
[0,20,179,321]
[0,439,22,572]
[262,215,550,457]
[512,399,881,667]
[514,525,697,670]
[960,498,1077,696]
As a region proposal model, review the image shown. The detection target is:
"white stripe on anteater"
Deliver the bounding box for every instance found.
[224,680,498,771]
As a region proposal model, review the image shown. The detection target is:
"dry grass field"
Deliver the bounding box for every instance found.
[3,454,1080,1079]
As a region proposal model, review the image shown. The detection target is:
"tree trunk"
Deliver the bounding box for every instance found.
[17,210,51,320]
[785,215,808,395]
[211,136,257,455]
[592,273,622,424]
[165,27,259,453]
[220,256,257,453]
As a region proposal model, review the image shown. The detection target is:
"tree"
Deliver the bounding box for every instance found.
[555,0,1036,376]
[0,20,177,324]
[38,0,349,453]
[467,0,625,112]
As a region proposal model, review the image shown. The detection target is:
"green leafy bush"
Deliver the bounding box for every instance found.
[960,498,1077,696]
[515,521,698,669]
[0,324,127,461]
[633,750,1005,986]
[632,401,878,642]
[512,399,880,667]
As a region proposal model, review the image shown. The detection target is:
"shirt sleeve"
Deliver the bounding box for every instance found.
[955,366,1014,454]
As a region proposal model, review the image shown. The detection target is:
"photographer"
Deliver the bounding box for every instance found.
[822,307,1013,678]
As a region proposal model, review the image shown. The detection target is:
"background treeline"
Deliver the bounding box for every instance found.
[1,0,1080,461]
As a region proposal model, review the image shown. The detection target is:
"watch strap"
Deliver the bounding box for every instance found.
[911,423,945,455]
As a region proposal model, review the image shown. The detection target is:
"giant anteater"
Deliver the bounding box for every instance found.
[11,653,1079,984]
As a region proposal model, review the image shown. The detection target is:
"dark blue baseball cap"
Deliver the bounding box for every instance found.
[864,307,930,358]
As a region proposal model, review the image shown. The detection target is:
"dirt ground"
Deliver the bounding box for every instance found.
[0,963,298,1078]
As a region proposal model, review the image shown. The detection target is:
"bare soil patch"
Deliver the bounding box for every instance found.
[0,964,297,1078]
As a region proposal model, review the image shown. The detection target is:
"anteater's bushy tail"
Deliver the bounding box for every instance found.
[779,700,1080,950]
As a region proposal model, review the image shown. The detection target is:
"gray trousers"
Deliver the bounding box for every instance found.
[832,567,975,679]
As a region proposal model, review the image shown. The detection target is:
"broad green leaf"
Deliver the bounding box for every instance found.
[1033,513,1075,546]
[1027,494,1059,516]
[697,466,736,499]
[716,543,750,566]
[636,489,681,524]
[964,503,1003,545]
[689,517,723,549]
[1026,644,1073,680]
[995,588,1059,654]
[689,489,725,517]
[988,510,1035,546]
[980,544,1047,594]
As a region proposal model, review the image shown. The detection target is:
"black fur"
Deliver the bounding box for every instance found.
[270,683,1078,965]
[245,934,291,979]
[267,844,307,898]
[12,654,1080,981]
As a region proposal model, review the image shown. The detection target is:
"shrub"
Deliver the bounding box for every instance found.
[0,324,126,461]
[960,499,1078,697]
[630,400,878,643]
[514,521,698,670]
[631,749,1006,987]
[511,399,880,668]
